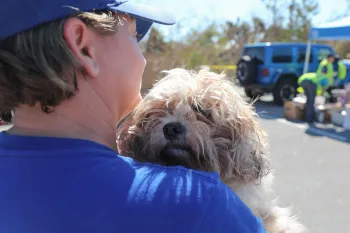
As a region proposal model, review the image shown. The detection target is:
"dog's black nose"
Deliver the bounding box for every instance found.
[163,122,185,139]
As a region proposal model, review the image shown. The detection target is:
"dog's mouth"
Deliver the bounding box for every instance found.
[160,144,194,167]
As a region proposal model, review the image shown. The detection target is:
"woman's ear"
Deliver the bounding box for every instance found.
[63,17,99,78]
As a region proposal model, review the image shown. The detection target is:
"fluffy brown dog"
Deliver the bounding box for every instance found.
[117,67,305,233]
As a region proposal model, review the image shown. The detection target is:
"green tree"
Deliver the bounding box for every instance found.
[262,0,318,42]
[142,0,322,82]
[145,27,167,54]
[179,23,227,68]
[292,0,319,41]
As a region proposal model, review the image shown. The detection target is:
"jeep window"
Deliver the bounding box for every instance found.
[242,47,265,64]
[272,47,292,63]
[317,48,333,62]
[297,48,313,63]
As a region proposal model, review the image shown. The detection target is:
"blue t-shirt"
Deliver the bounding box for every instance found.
[0,132,265,233]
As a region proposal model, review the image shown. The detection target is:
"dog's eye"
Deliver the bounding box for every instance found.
[191,105,211,118]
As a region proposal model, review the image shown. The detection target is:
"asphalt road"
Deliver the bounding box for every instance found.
[245,91,350,233]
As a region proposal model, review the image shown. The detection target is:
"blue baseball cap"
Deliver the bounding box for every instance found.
[0,0,176,42]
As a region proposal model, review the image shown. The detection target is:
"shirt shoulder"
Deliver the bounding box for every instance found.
[0,134,265,233]
[195,180,266,233]
[119,156,265,233]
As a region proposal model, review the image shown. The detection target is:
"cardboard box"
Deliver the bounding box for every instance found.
[284,101,305,121]
[292,96,307,107]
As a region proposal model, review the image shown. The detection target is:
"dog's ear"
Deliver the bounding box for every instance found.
[213,114,270,184]
[230,128,270,184]
[116,112,134,156]
[246,131,271,182]
[116,112,146,161]
[117,112,133,133]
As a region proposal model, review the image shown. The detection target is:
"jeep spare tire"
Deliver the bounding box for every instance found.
[236,55,257,85]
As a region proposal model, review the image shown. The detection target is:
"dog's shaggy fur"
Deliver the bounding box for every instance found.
[117,67,305,233]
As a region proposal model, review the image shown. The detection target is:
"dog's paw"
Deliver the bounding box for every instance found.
[263,206,306,233]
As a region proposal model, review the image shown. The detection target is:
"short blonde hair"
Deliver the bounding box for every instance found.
[0,10,120,120]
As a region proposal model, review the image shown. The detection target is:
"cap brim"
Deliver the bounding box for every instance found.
[134,19,153,42]
[108,1,176,42]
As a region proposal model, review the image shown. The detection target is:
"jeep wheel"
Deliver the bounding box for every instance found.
[236,56,257,85]
[244,88,261,100]
[273,78,298,105]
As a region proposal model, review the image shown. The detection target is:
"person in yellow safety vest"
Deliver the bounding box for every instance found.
[337,59,347,81]
[297,73,329,122]
[316,54,335,87]
[326,55,348,102]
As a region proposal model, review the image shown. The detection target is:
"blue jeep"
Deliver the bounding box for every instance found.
[236,42,350,105]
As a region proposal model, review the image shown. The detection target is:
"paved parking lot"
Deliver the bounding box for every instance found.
[243,90,350,233]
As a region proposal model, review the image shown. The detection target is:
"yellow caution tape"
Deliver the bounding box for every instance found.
[210,65,237,70]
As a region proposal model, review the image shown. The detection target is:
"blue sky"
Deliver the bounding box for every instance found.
[135,0,349,40]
